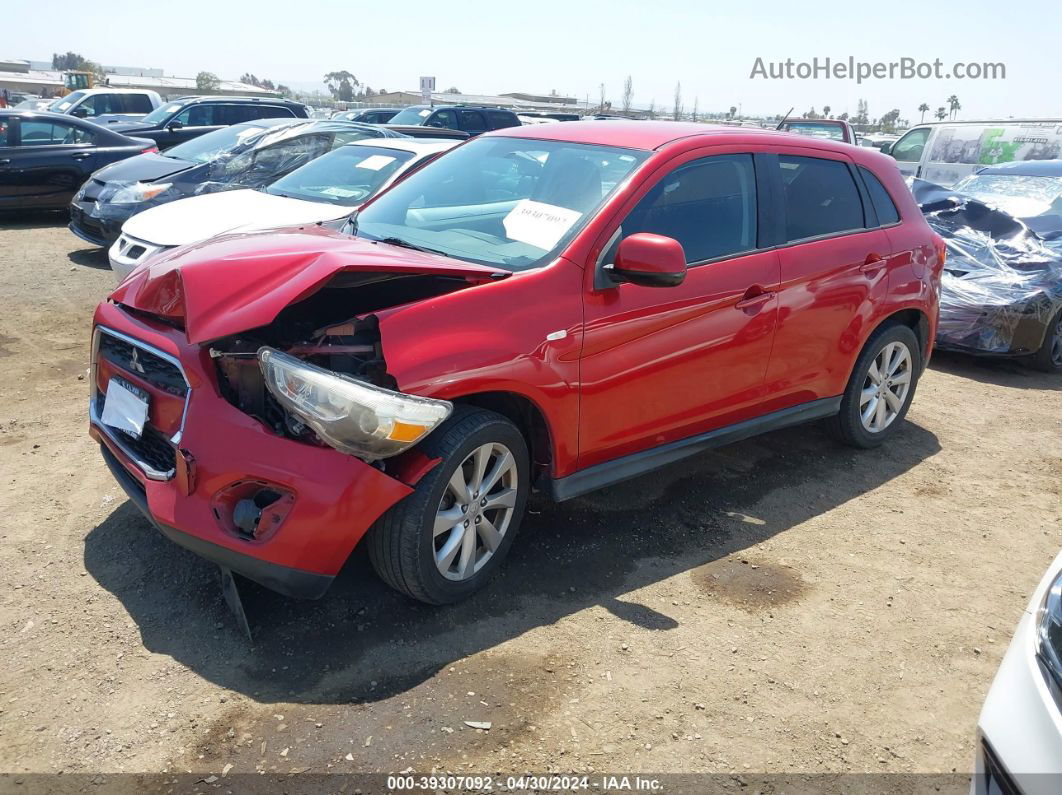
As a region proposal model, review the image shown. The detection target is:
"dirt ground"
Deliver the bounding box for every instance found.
[1,214,1059,785]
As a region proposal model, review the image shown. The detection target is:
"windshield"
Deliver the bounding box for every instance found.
[266,144,415,206]
[49,91,84,113]
[388,106,433,125]
[139,102,183,126]
[353,137,648,270]
[955,174,1062,217]
[164,123,269,164]
[783,121,846,141]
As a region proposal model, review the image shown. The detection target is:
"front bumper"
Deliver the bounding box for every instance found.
[89,303,414,598]
[69,198,132,247]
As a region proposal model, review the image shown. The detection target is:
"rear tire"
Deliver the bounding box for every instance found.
[1029,307,1062,373]
[827,323,922,449]
[367,406,530,604]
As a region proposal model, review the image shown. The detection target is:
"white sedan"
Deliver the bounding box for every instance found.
[108,138,458,282]
[973,550,1062,794]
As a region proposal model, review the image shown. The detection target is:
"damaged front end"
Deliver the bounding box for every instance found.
[912,178,1062,356]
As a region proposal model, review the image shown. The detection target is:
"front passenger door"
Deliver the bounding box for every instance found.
[13,119,97,208]
[163,104,221,147]
[578,152,781,469]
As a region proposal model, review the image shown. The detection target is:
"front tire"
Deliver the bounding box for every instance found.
[827,323,922,449]
[367,407,530,604]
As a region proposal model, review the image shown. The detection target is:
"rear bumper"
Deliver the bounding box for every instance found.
[89,303,414,598]
[937,292,1056,357]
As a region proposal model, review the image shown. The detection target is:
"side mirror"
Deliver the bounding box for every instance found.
[609,233,687,288]
[879,142,893,156]
[70,107,89,118]
[167,120,184,131]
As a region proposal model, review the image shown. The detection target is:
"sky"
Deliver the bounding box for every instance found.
[7,0,1061,121]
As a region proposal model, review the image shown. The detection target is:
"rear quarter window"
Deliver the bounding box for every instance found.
[246,105,296,120]
[859,166,901,225]
[123,94,155,114]
[779,155,864,241]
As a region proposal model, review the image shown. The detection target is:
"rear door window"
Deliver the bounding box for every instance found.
[778,155,864,241]
[859,166,901,225]
[621,154,758,263]
[245,104,296,121]
[0,118,12,147]
[458,110,487,135]
[487,110,519,130]
[122,94,155,113]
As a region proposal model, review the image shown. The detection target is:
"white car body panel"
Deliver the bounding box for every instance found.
[973,550,1062,794]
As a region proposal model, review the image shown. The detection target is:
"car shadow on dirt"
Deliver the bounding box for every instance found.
[930,351,1061,391]
[0,209,69,229]
[67,246,111,270]
[84,418,941,707]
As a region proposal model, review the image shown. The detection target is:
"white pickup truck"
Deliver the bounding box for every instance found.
[47,88,163,126]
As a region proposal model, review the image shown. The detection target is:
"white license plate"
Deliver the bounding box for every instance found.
[101,377,150,439]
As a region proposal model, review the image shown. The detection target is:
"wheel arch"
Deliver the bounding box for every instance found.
[452,391,555,485]
[869,307,931,368]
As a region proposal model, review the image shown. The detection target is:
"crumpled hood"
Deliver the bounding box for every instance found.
[94,152,196,184]
[109,225,508,344]
[121,189,350,247]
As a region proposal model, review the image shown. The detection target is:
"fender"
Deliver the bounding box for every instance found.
[374,258,585,476]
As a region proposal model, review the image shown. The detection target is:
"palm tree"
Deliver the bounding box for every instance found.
[918,103,929,122]
[823,105,831,118]
[935,106,947,121]
[947,95,961,120]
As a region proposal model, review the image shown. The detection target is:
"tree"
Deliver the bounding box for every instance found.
[323,70,358,102]
[672,81,683,121]
[838,112,849,121]
[52,51,104,82]
[443,86,460,94]
[196,72,221,93]
[880,108,901,131]
[935,106,947,121]
[918,102,929,122]
[621,75,633,114]
[729,105,737,120]
[823,105,831,118]
[598,82,607,114]
[647,97,656,120]
[947,94,961,120]
[691,96,699,122]
[276,84,292,98]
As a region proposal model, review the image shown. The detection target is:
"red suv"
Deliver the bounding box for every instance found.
[90,122,944,605]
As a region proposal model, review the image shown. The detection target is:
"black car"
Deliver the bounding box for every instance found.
[106,95,310,149]
[333,108,401,124]
[69,119,406,246]
[0,110,156,211]
[385,105,521,136]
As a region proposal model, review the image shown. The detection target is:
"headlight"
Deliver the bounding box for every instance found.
[258,347,452,460]
[1037,568,1062,692]
[107,182,172,204]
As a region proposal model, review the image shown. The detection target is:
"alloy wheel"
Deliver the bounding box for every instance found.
[1051,314,1062,367]
[433,442,519,581]
[860,340,913,433]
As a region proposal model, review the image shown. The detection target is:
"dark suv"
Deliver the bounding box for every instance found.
[386,105,520,136]
[106,96,310,149]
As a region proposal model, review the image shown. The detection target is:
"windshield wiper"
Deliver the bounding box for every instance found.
[377,236,451,258]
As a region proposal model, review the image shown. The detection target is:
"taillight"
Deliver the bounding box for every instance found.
[935,235,947,266]
[141,146,158,154]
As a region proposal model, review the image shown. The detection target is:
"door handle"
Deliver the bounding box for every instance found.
[735,289,775,310]
[859,253,886,274]
[0,158,10,165]
[71,152,92,160]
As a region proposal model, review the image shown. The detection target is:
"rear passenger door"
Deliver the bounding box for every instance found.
[763,150,892,405]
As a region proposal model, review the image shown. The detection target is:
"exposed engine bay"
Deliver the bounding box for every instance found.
[208,271,472,448]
